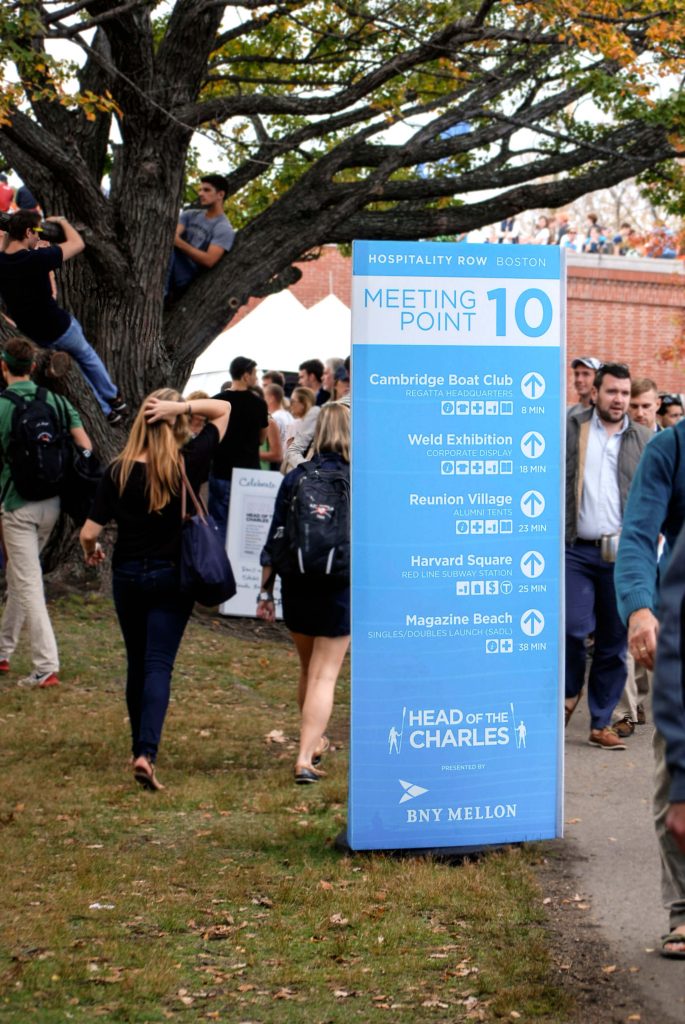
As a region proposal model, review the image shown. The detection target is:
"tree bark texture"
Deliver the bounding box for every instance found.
[0,0,681,460]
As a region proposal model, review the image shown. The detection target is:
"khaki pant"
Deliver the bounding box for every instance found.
[615,652,651,723]
[0,498,60,675]
[654,729,685,931]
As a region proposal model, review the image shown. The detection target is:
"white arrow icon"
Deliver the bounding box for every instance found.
[521,372,546,400]
[521,609,545,636]
[520,490,545,518]
[520,550,545,578]
[520,431,545,459]
[399,779,429,804]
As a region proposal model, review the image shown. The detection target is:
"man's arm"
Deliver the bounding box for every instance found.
[46,216,85,261]
[70,426,92,449]
[652,524,685,850]
[173,233,226,269]
[285,406,320,469]
[615,431,676,623]
[174,215,234,270]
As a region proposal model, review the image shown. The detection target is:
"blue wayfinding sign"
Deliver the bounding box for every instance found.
[349,240,565,851]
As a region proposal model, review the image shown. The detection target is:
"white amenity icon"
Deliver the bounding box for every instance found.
[520,550,545,578]
[521,609,545,636]
[521,372,546,400]
[520,490,545,518]
[520,431,545,459]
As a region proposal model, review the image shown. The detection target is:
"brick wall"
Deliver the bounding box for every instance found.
[230,246,685,399]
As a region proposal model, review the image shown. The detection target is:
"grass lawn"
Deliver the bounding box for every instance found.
[0,593,570,1023]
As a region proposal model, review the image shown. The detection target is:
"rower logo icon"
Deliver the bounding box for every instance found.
[399,779,429,804]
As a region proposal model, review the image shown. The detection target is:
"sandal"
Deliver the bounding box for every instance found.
[133,756,164,792]
[312,735,330,767]
[661,929,685,958]
[294,764,326,785]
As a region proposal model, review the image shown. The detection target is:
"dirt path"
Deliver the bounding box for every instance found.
[539,697,685,1024]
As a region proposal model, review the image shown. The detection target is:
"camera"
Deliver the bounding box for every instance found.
[0,210,66,244]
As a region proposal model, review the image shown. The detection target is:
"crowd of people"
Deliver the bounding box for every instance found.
[0,173,352,793]
[465,212,681,258]
[5,169,685,962]
[565,357,685,957]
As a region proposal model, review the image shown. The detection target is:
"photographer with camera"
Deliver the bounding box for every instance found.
[0,210,126,425]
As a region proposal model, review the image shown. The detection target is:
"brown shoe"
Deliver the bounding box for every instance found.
[637,703,646,725]
[588,727,626,750]
[612,717,635,738]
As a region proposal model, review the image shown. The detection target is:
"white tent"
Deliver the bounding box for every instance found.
[305,294,352,357]
[186,291,351,394]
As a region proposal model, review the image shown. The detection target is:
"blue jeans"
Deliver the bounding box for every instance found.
[208,475,231,548]
[565,541,628,730]
[112,560,194,761]
[47,316,118,414]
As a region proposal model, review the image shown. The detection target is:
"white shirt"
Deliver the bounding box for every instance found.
[271,408,293,448]
[577,410,628,539]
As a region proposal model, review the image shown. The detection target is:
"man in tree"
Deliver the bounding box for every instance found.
[166,174,235,301]
[0,211,126,424]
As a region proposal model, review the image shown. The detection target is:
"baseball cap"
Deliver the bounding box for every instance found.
[658,394,684,414]
[571,356,603,370]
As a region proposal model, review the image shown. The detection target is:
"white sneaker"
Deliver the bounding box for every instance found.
[17,671,60,689]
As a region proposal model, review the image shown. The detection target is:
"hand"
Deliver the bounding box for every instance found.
[44,215,66,223]
[256,598,275,623]
[628,607,659,670]
[83,542,105,567]
[144,396,182,424]
[666,802,685,853]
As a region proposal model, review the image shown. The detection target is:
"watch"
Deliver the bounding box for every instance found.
[258,590,274,602]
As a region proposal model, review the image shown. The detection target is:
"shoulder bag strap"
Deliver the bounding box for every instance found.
[179,458,207,522]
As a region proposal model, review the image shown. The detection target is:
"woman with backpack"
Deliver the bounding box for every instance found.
[257,403,350,784]
[79,389,229,791]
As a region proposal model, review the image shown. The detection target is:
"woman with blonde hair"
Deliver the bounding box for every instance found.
[282,386,317,470]
[80,389,229,790]
[258,402,350,783]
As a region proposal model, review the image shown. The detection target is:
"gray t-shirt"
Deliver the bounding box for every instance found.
[168,210,235,293]
[180,209,235,254]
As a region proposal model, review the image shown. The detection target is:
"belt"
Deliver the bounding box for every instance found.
[575,538,602,546]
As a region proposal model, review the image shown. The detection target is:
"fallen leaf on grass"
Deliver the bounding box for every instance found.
[602,964,617,974]
[333,989,355,998]
[542,897,552,905]
[273,987,296,1000]
[422,998,449,1008]
[510,1014,521,1020]
[319,880,333,891]
[627,1016,641,1022]
[203,925,234,940]
[264,730,286,744]
[329,913,349,927]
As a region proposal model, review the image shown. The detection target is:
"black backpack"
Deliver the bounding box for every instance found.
[0,387,72,502]
[272,459,350,578]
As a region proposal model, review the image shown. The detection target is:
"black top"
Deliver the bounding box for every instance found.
[211,389,269,478]
[0,246,70,343]
[89,423,219,565]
